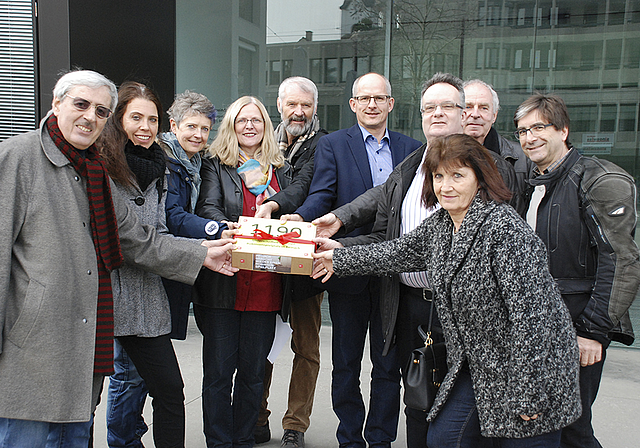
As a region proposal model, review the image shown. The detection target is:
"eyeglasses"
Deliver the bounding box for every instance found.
[420,102,463,115]
[514,123,554,139]
[65,95,112,119]
[353,95,391,105]
[235,117,264,126]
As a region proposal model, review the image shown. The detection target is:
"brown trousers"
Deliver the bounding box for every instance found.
[258,293,323,432]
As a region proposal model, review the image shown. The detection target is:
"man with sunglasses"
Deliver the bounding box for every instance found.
[515,93,640,448]
[0,70,237,447]
[282,72,422,448]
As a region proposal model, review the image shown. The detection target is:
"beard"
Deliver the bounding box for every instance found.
[283,114,312,137]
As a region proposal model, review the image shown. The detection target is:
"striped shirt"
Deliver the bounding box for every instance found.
[399,148,439,288]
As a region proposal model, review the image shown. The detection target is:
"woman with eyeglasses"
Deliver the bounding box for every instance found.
[98,81,188,448]
[193,96,293,447]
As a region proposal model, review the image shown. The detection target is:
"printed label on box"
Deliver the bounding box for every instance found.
[232,216,316,275]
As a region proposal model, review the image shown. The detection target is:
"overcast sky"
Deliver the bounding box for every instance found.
[266,0,344,44]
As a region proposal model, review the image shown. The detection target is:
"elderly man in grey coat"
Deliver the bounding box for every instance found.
[0,70,237,447]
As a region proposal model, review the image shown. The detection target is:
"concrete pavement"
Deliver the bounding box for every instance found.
[92,315,640,448]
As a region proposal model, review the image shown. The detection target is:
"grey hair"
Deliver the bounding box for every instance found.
[278,77,318,107]
[463,79,500,112]
[167,90,217,126]
[421,73,465,106]
[352,73,392,97]
[53,70,118,110]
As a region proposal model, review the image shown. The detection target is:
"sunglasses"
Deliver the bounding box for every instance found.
[66,95,112,119]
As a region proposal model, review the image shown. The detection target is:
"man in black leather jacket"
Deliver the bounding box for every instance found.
[515,93,640,448]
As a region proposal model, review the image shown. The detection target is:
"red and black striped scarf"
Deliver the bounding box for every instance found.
[46,114,123,374]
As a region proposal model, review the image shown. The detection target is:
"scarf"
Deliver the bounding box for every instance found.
[237,149,276,205]
[161,132,202,211]
[46,114,123,375]
[275,114,321,162]
[124,140,166,192]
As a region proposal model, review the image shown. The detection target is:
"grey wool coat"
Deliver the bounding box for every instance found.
[0,122,207,423]
[333,196,582,438]
[111,172,173,338]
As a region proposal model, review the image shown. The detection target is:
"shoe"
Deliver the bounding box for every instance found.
[254,421,271,444]
[281,429,304,448]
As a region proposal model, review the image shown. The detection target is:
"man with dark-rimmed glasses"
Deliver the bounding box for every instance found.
[515,93,640,448]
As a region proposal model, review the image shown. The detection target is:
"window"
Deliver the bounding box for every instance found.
[341,57,354,82]
[608,0,626,25]
[605,40,622,69]
[325,58,338,83]
[239,0,254,23]
[356,56,370,74]
[567,105,597,132]
[238,47,254,97]
[270,61,281,85]
[282,59,292,80]
[583,2,601,26]
[618,104,637,131]
[623,39,640,68]
[600,104,617,131]
[310,59,322,83]
[326,105,340,131]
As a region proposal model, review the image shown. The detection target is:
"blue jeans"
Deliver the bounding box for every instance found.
[328,285,401,448]
[107,339,149,447]
[194,306,276,448]
[427,368,562,448]
[0,417,92,448]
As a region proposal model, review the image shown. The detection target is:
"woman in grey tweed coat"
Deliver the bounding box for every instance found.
[313,135,581,447]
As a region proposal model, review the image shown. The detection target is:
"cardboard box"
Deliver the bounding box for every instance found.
[232,216,316,275]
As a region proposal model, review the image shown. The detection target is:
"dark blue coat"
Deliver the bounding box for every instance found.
[165,156,226,239]
[163,154,226,339]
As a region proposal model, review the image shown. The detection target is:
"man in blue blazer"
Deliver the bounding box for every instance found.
[283,72,422,448]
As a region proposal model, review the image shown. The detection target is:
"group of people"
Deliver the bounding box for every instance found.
[0,66,638,448]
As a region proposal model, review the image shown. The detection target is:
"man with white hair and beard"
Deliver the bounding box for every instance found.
[254,77,328,448]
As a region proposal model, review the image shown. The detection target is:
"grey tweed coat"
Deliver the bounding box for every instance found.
[110,173,172,338]
[333,196,581,438]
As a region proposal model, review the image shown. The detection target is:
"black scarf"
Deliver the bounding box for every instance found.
[124,140,166,192]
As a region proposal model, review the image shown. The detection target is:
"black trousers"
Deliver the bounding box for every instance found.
[117,334,185,448]
[560,349,606,448]
[396,284,443,448]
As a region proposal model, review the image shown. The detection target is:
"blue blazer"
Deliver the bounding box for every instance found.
[295,124,422,294]
[296,124,422,236]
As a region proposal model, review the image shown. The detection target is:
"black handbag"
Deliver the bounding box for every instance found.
[403,299,447,412]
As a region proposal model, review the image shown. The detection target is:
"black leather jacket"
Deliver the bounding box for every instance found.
[523,148,640,346]
[193,156,293,310]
